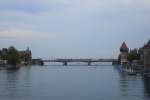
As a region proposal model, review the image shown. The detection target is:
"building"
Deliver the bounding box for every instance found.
[0,59,7,65]
[119,42,129,65]
[18,47,32,64]
[144,40,150,70]
[0,48,8,65]
[0,48,8,59]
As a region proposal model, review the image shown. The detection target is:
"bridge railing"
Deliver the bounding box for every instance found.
[43,59,118,62]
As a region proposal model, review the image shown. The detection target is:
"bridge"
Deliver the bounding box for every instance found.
[42,58,118,66]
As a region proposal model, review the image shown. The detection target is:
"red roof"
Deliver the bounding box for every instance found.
[120,42,128,49]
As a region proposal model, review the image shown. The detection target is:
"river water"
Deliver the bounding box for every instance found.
[0,65,150,100]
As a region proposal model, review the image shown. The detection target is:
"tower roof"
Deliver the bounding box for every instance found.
[144,40,150,48]
[120,42,128,49]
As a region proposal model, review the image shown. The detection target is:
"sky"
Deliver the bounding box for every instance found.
[0,0,150,59]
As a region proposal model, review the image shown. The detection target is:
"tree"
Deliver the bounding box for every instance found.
[138,47,144,55]
[6,46,19,65]
[127,48,140,63]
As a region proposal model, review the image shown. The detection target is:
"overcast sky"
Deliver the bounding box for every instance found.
[0,0,150,59]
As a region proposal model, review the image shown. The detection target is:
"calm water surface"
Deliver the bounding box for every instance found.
[0,65,150,100]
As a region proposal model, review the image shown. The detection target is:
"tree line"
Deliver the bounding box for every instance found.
[0,46,19,65]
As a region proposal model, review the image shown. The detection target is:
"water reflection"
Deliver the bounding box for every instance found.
[119,73,143,98]
[118,71,150,100]
[0,67,32,100]
[144,78,150,96]
[0,66,150,100]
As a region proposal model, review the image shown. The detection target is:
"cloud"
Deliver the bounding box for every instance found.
[0,0,149,15]
[0,29,64,40]
[0,0,149,30]
[0,0,150,58]
[0,0,150,40]
[0,28,33,39]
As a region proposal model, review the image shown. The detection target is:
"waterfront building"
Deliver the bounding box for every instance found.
[0,59,7,65]
[0,48,8,60]
[119,42,129,65]
[0,48,8,59]
[0,48,8,65]
[18,47,32,64]
[144,40,150,70]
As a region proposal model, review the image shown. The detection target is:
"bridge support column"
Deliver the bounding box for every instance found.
[40,60,44,66]
[88,62,91,66]
[63,62,68,66]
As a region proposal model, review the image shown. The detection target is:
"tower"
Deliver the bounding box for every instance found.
[26,47,32,61]
[144,40,150,70]
[120,42,129,65]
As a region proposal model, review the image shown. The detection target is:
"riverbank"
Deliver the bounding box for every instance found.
[0,64,22,70]
[115,64,150,78]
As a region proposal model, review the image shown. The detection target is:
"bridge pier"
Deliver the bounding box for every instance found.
[63,62,68,66]
[88,62,91,66]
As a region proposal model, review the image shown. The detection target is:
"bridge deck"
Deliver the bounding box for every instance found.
[43,59,118,62]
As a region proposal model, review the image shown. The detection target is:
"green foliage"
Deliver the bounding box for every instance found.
[127,48,140,62]
[138,47,144,55]
[6,46,19,65]
[0,46,32,65]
